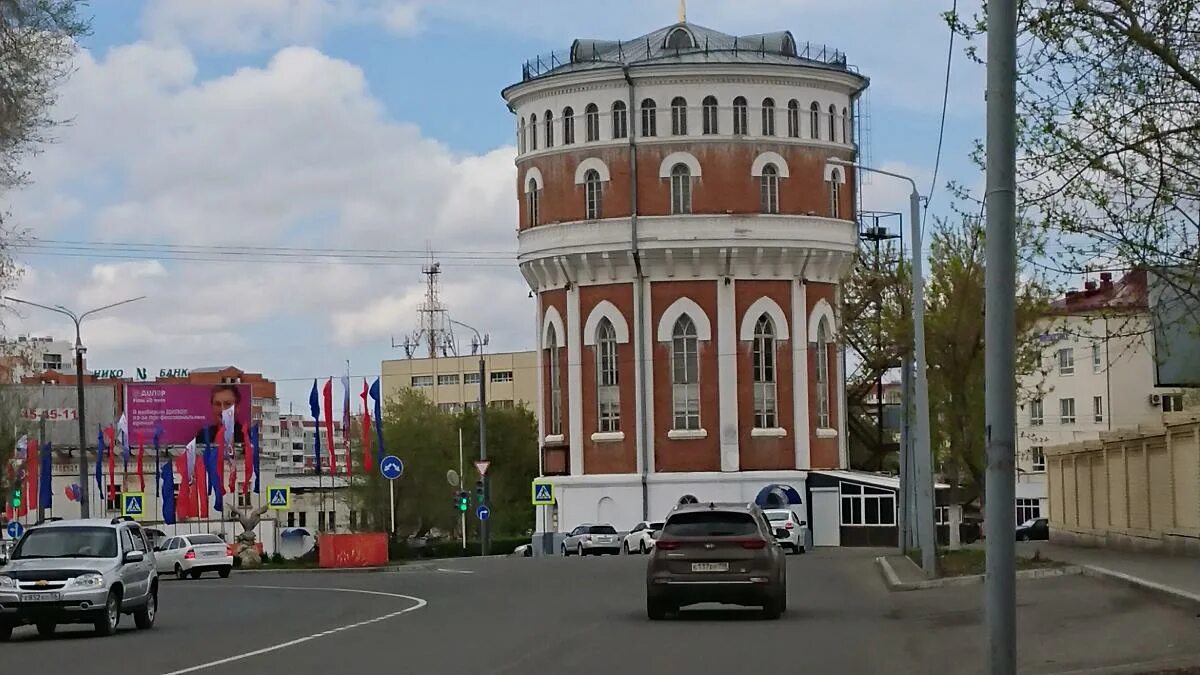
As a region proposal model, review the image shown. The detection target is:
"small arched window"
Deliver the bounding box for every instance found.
[612,101,628,139]
[842,106,850,144]
[544,110,554,148]
[752,314,777,428]
[547,324,562,435]
[518,118,526,154]
[828,104,837,142]
[596,318,620,433]
[816,318,831,429]
[526,178,541,226]
[562,106,575,145]
[671,315,700,430]
[702,96,718,135]
[760,164,779,214]
[529,114,538,150]
[787,100,800,138]
[761,98,776,136]
[665,27,694,50]
[829,168,841,219]
[670,163,692,215]
[671,96,688,136]
[809,102,820,139]
[585,103,600,142]
[584,169,603,220]
[733,96,748,135]
[641,98,657,137]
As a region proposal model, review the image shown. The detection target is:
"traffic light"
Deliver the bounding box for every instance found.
[474,480,484,504]
[11,486,21,509]
[455,491,469,512]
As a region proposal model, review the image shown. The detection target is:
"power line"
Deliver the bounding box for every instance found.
[923,0,958,238]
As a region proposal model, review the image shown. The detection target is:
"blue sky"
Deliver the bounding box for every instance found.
[5,0,987,411]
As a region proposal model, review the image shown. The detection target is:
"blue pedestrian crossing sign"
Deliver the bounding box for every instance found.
[267,486,291,511]
[531,480,555,505]
[476,504,490,521]
[6,521,23,539]
[122,492,145,520]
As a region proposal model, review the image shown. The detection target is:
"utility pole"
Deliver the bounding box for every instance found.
[451,319,489,556]
[984,0,1019,672]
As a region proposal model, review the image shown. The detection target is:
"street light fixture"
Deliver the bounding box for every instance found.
[449,318,491,556]
[826,157,936,579]
[3,295,146,518]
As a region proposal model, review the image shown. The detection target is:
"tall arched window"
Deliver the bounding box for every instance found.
[752,314,777,428]
[526,178,540,226]
[584,169,602,220]
[761,98,776,136]
[529,114,538,150]
[702,96,718,135]
[585,103,600,142]
[842,106,850,143]
[547,324,562,435]
[562,106,575,145]
[671,315,700,430]
[596,318,620,432]
[816,318,831,429]
[760,164,779,214]
[612,101,628,139]
[809,101,820,139]
[828,104,837,142]
[518,118,526,154]
[671,96,688,136]
[733,96,748,135]
[670,163,692,215]
[829,168,841,219]
[641,98,657,137]
[787,99,800,138]
[544,110,554,148]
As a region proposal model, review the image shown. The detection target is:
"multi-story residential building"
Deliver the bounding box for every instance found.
[1016,270,1186,522]
[277,414,346,475]
[380,351,538,413]
[0,335,79,382]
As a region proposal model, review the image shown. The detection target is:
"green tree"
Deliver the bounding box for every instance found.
[456,405,539,538]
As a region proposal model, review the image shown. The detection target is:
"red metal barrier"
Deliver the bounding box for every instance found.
[318,533,388,568]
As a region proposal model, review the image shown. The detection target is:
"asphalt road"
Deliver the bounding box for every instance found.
[3,549,1200,674]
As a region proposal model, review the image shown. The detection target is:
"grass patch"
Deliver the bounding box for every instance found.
[907,548,1063,577]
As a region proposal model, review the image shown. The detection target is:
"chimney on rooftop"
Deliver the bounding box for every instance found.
[1100,272,1114,287]
[1084,281,1098,291]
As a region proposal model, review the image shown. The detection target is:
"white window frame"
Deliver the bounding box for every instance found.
[1057,347,1075,375]
[733,96,748,135]
[1093,395,1104,423]
[526,179,540,226]
[1031,446,1046,472]
[1030,398,1044,426]
[1060,397,1076,424]
[490,371,514,383]
[786,99,800,138]
[410,375,433,387]
[829,169,841,219]
[701,96,718,134]
[761,97,776,136]
[828,104,837,141]
[529,114,537,150]
[809,101,820,139]
[584,103,600,142]
[464,372,480,385]
[437,374,459,385]
[612,101,627,139]
[670,96,688,136]
[752,314,778,429]
[816,319,831,429]
[760,164,779,214]
[544,109,554,148]
[547,326,562,435]
[671,315,700,431]
[840,482,897,526]
[670,163,692,215]
[562,106,575,145]
[596,318,620,433]
[584,169,603,220]
[640,98,657,137]
[1016,498,1041,524]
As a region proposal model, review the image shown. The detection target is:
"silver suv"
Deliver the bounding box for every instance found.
[0,517,159,640]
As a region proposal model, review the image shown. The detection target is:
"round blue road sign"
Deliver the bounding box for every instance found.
[6,521,24,539]
[380,455,404,480]
[476,504,490,521]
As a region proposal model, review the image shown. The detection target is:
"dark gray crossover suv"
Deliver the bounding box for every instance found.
[646,502,788,620]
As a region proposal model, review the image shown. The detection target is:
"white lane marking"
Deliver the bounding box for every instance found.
[159,585,427,675]
[436,568,474,574]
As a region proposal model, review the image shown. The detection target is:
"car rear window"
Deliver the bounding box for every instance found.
[766,512,789,521]
[588,525,617,534]
[188,534,224,545]
[664,511,758,537]
[649,522,664,531]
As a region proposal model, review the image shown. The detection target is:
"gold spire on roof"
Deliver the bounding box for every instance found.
[678,0,687,23]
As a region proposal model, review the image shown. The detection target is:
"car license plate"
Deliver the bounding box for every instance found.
[22,592,62,602]
[204,551,223,557]
[691,562,729,573]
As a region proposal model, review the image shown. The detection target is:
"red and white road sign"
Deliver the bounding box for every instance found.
[474,460,491,477]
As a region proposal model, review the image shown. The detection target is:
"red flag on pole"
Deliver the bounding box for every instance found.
[194,451,208,519]
[323,378,337,475]
[104,426,116,503]
[174,455,191,520]
[242,426,253,494]
[136,434,145,493]
[26,438,39,512]
[360,379,373,473]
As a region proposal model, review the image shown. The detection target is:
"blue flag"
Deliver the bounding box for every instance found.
[202,429,223,512]
[161,461,176,525]
[251,424,261,493]
[309,379,322,476]
[95,425,105,493]
[39,441,52,508]
[369,377,384,461]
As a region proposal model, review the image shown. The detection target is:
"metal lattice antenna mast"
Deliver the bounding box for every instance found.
[390,249,457,359]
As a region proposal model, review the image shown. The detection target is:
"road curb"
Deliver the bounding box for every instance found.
[876,556,1082,592]
[1080,565,1200,611]
[232,553,514,575]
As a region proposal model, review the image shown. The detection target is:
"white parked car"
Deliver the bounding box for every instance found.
[621,521,663,554]
[154,534,234,579]
[763,507,808,554]
[561,524,620,556]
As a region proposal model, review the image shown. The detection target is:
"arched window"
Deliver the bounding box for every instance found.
[518,118,526,154]
[529,114,538,150]
[702,96,718,135]
[547,324,562,435]
[828,104,837,142]
[829,168,841,218]
[596,318,620,433]
[671,96,688,136]
[671,315,700,430]
[641,98,657,137]
[733,96,748,135]
[526,178,541,226]
[562,106,575,145]
[787,99,800,138]
[544,110,554,148]
[584,169,602,220]
[761,98,776,136]
[665,27,694,50]
[612,101,628,139]
[842,106,850,143]
[585,103,600,142]
[809,101,820,139]
[760,164,779,214]
[670,163,692,214]
[816,318,831,429]
[752,314,777,428]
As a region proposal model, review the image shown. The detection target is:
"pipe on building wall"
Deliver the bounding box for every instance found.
[624,65,650,521]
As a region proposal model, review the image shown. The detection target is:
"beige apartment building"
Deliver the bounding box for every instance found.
[381,351,538,413]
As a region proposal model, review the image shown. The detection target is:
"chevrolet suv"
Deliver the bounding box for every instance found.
[646,502,788,620]
[0,518,159,640]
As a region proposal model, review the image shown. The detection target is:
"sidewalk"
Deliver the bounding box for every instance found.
[1019,540,1200,603]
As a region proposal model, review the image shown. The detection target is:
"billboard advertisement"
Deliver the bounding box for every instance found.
[126,383,252,446]
[0,385,118,447]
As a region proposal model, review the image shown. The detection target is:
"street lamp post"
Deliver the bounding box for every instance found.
[450,319,490,556]
[3,295,146,518]
[827,158,936,579]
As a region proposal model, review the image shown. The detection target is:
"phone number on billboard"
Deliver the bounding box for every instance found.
[20,408,78,420]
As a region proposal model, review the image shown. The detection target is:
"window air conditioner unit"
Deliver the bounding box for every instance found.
[1148,394,1161,406]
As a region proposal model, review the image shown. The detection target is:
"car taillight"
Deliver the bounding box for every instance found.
[656,540,681,550]
[784,521,794,529]
[184,549,196,560]
[739,539,767,550]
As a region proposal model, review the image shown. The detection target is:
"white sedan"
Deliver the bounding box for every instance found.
[154,533,234,579]
[621,521,663,554]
